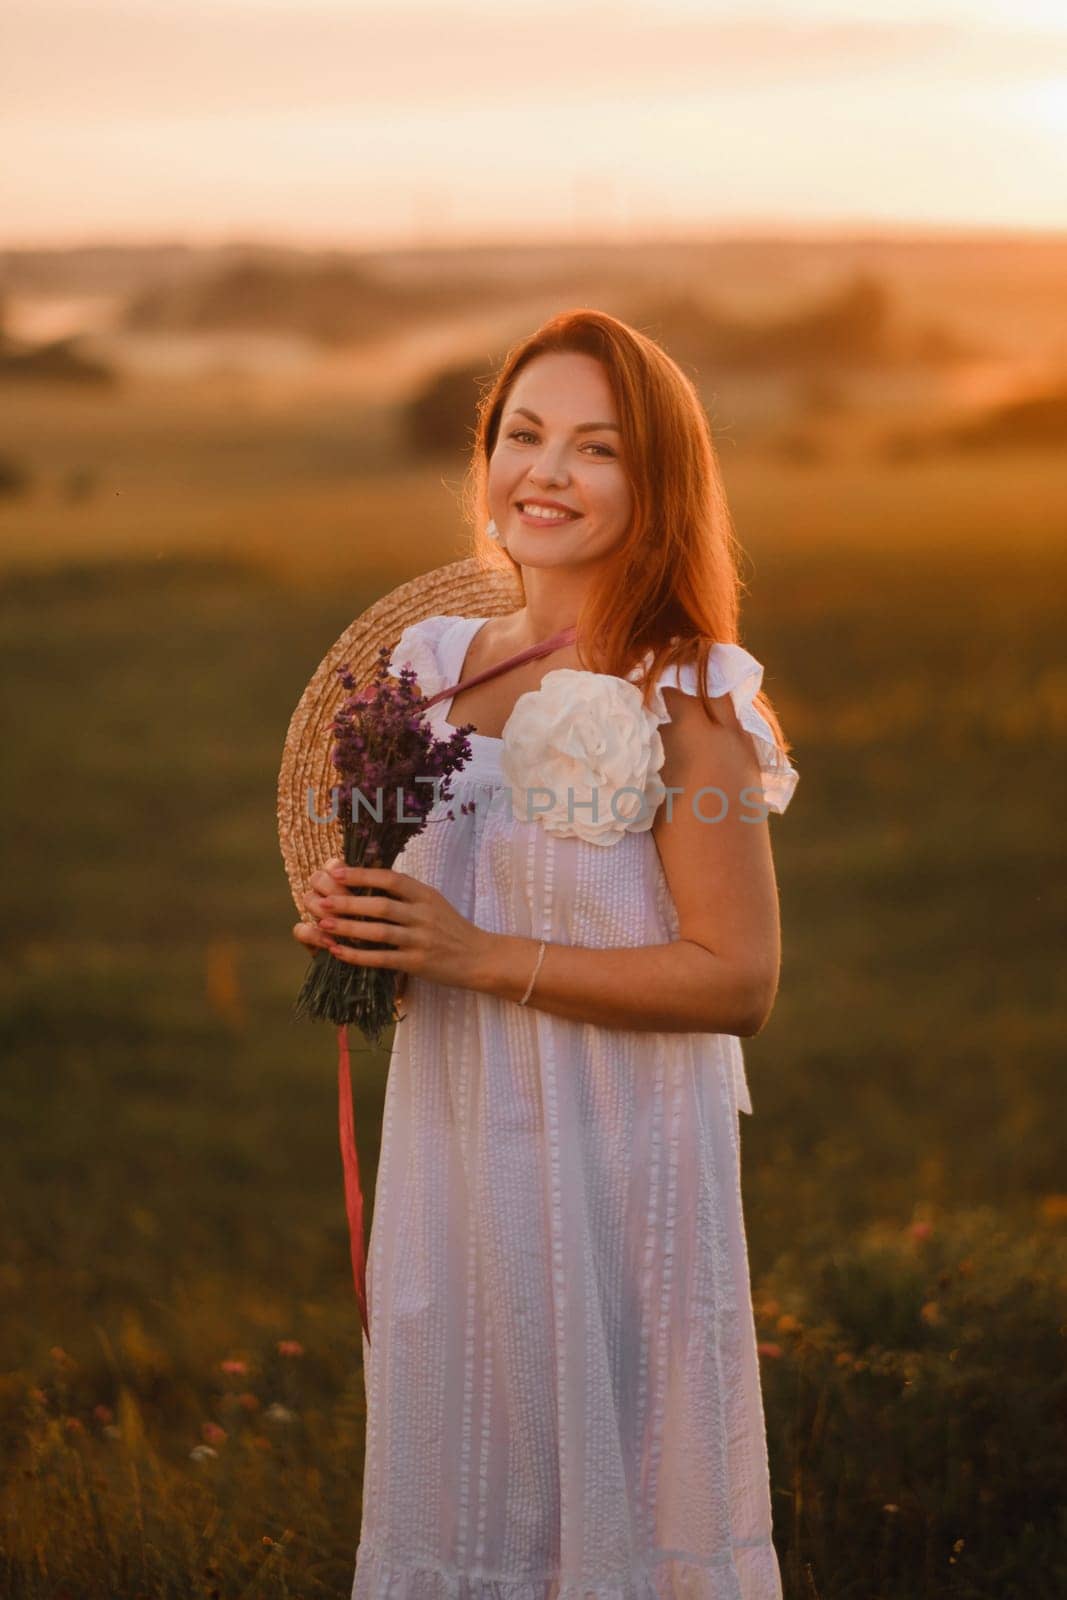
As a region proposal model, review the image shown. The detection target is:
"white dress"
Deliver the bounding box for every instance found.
[352,614,800,1600]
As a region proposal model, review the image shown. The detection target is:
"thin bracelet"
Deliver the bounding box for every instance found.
[519,938,547,1006]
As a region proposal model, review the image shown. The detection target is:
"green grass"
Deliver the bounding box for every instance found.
[1,539,1064,1599]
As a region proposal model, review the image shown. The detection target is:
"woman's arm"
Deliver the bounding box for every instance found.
[472,686,783,1036]
[471,933,767,1036]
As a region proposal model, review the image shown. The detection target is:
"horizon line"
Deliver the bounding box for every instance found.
[5,215,1067,257]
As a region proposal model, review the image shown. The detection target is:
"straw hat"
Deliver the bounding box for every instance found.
[277,556,524,916]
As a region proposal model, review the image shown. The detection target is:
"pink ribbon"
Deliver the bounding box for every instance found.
[420,623,577,711]
[337,1024,370,1343]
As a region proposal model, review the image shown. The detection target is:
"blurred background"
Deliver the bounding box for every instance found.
[1,2,1064,1596]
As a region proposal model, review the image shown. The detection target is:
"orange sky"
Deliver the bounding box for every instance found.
[4,0,1066,247]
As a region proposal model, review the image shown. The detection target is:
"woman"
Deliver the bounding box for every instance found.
[295,309,798,1600]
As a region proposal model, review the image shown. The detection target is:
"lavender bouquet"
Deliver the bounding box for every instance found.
[293,643,474,1045]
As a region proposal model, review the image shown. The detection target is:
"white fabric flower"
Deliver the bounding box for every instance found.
[500,669,669,846]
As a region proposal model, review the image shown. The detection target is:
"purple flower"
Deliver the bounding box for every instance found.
[295,643,477,1043]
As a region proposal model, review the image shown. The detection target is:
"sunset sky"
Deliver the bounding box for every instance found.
[4,0,1065,247]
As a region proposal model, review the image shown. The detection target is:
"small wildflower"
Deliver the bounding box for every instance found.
[775,1313,802,1336]
[883,1504,900,1514]
[264,1402,296,1423]
[219,1358,248,1376]
[1039,1195,1067,1223]
[834,1351,853,1368]
[909,1221,933,1242]
[29,1387,47,1405]
[202,1421,228,1446]
[93,1404,114,1424]
[757,1342,783,1359]
[276,1339,304,1358]
[190,1444,218,1463]
[50,1346,76,1368]
[238,1392,261,1412]
[920,1300,943,1327]
[63,1415,85,1434]
[757,1297,780,1321]
[102,1424,122,1440]
[253,1435,272,1452]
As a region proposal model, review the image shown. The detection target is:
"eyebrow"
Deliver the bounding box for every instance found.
[506,406,621,434]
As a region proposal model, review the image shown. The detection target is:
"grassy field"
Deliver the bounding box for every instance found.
[3,374,1067,581]
[1,511,1063,1597]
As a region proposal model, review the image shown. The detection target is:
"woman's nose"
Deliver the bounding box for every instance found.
[527,460,569,487]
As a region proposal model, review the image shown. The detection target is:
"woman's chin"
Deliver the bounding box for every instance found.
[506,534,582,567]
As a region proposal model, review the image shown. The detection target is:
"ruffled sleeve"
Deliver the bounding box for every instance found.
[643,641,799,816]
[387,614,452,702]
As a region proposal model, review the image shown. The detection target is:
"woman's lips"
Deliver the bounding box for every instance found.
[515,504,582,526]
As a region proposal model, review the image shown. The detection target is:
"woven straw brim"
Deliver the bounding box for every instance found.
[277,555,525,918]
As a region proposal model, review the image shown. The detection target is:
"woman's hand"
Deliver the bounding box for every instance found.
[293,856,494,996]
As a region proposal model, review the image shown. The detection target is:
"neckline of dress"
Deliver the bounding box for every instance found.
[437,617,510,746]
[434,615,732,746]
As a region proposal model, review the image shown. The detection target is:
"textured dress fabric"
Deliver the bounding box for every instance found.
[351,615,799,1600]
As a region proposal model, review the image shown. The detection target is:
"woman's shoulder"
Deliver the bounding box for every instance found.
[390,612,467,652]
[388,614,475,693]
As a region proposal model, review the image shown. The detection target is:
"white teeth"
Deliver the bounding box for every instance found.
[520,503,575,521]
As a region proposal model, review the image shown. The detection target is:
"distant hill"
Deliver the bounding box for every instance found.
[885,379,1067,459]
[0,333,116,385]
[2,229,1063,365]
[115,251,601,348]
[626,273,982,374]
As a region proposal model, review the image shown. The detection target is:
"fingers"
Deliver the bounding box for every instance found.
[320,861,419,898]
[324,940,404,968]
[310,891,409,922]
[292,919,332,949]
[305,860,417,925]
[321,919,410,946]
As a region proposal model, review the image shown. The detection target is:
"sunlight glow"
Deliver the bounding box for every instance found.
[4,0,1064,244]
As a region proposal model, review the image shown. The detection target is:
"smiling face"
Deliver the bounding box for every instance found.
[487,349,633,576]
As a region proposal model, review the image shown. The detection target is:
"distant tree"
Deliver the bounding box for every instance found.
[629,272,903,374]
[880,378,1067,461]
[716,271,895,369]
[0,336,116,385]
[406,360,497,457]
[0,452,32,498]
[120,252,507,347]
[948,386,1067,450]
[625,293,720,378]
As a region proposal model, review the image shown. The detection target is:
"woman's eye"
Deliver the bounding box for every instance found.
[508,429,615,458]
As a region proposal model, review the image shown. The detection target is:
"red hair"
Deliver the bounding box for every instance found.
[461,307,793,760]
